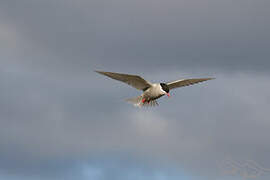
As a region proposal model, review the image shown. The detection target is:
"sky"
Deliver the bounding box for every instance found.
[1,0,270,179]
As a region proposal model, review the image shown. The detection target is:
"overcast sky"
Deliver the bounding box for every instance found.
[1,0,270,179]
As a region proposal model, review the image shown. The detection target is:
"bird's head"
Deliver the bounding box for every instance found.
[160,83,170,97]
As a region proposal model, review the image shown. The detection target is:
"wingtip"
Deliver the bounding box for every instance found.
[94,70,105,75]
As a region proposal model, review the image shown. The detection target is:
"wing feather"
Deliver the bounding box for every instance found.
[95,71,152,91]
[167,78,214,90]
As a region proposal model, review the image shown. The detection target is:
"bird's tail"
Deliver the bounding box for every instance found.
[125,96,143,107]
[125,96,159,107]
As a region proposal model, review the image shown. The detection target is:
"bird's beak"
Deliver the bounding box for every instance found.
[167,93,170,97]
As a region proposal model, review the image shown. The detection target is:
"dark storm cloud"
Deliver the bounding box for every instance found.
[1,0,270,180]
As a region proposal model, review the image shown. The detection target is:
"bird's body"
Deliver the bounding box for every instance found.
[95,71,214,107]
[143,83,165,101]
[127,84,166,107]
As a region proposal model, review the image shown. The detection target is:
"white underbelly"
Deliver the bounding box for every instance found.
[143,86,163,100]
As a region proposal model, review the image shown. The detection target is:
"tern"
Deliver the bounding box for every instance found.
[95,71,214,107]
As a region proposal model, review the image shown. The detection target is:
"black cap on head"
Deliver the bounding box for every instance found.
[160,83,170,93]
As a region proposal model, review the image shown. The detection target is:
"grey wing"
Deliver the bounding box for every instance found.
[95,71,152,91]
[167,78,214,90]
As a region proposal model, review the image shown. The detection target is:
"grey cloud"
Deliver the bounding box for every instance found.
[0,0,270,72]
[1,67,270,179]
[1,0,270,179]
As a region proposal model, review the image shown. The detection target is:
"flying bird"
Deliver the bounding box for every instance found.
[95,71,214,107]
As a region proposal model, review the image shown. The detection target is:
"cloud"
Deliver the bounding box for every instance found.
[0,0,270,179]
[1,65,270,179]
[0,0,270,72]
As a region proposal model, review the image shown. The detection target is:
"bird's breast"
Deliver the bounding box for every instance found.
[143,85,164,100]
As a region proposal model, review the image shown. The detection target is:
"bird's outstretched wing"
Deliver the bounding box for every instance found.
[95,71,152,91]
[167,78,214,90]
